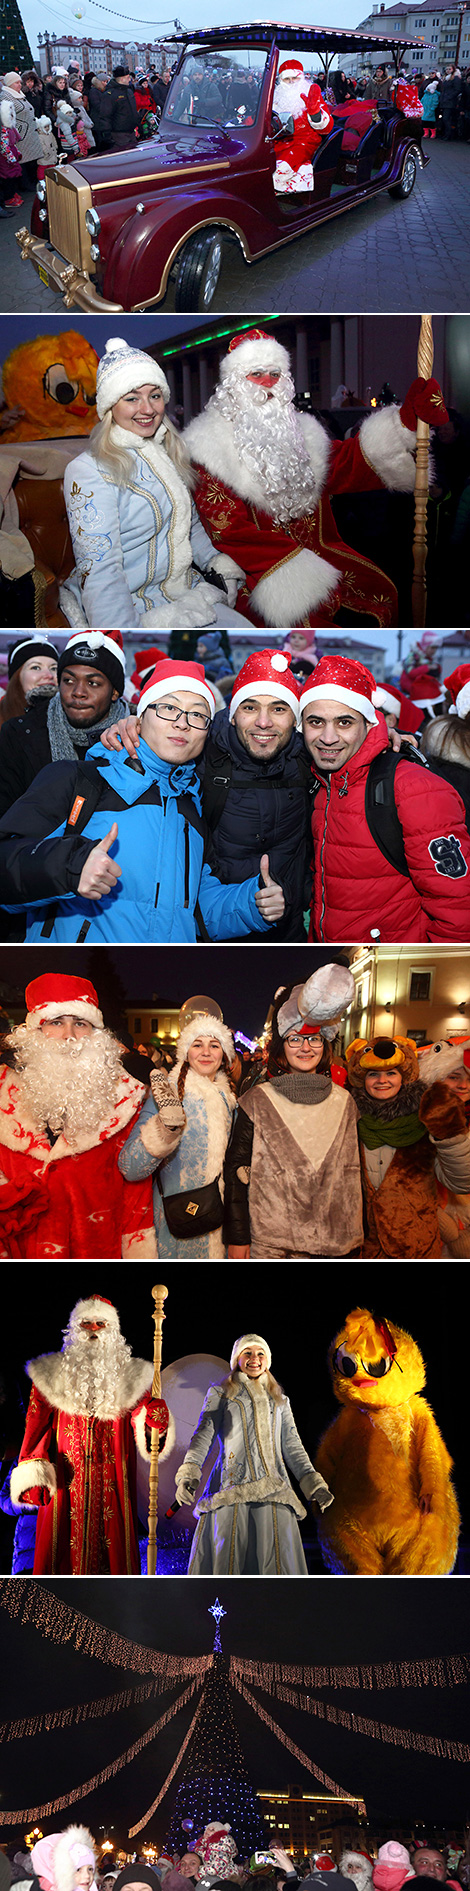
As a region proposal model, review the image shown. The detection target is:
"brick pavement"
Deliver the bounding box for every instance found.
[0,139,469,313]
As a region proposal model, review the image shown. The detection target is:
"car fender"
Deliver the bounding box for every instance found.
[100,179,273,306]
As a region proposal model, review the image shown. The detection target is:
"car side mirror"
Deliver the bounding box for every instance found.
[270,111,294,139]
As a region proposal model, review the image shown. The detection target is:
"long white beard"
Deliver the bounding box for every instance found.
[273,76,307,117]
[11,1026,125,1141]
[59,1329,135,1417]
[212,374,319,524]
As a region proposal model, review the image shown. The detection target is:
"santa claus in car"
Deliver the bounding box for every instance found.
[185,327,449,630]
[272,58,334,191]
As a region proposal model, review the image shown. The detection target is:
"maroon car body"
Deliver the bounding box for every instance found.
[16,21,430,311]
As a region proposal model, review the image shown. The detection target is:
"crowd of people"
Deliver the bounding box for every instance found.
[1,963,470,1261]
[4,1827,468,1891]
[0,60,177,212]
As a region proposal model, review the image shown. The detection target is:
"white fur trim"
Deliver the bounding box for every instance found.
[176,1014,234,1063]
[359,404,417,492]
[112,424,194,603]
[141,1114,184,1159]
[138,671,215,717]
[10,1458,57,1510]
[96,339,170,418]
[0,1066,146,1163]
[422,718,470,768]
[26,999,103,1030]
[185,406,332,514]
[69,1295,120,1331]
[196,1473,306,1518]
[26,1352,153,1420]
[230,1335,272,1370]
[251,546,340,627]
[219,335,290,381]
[167,1066,235,1189]
[373,685,401,716]
[132,1401,176,1462]
[53,1829,96,1891]
[122,1226,158,1258]
[230,678,301,725]
[301,680,378,722]
[208,552,245,580]
[456,682,470,718]
[63,631,125,679]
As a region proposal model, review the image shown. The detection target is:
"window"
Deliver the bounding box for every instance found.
[134,1016,141,1031]
[151,1016,159,1031]
[409,971,432,1003]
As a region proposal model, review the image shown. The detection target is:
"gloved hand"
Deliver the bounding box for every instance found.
[400,377,449,431]
[175,1462,200,1506]
[206,557,245,608]
[419,1080,467,1139]
[145,1395,170,1433]
[20,1485,52,1506]
[310,1475,335,1511]
[150,1069,186,1132]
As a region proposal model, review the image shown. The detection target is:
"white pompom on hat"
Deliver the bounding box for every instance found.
[229,648,302,726]
[220,326,291,384]
[230,1333,272,1370]
[175,1011,234,1068]
[96,336,170,419]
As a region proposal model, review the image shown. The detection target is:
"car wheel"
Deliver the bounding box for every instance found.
[388,150,418,197]
[174,228,223,309]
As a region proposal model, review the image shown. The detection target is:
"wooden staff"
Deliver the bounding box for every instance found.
[411,313,434,629]
[147,1283,168,1576]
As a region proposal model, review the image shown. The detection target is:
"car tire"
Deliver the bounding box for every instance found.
[388,149,418,197]
[174,228,223,309]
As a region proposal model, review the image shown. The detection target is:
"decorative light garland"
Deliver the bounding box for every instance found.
[0,1582,213,1680]
[230,1654,470,1692]
[230,1675,356,1802]
[129,1691,205,1838]
[0,1672,201,1746]
[243,1681,470,1763]
[0,1678,202,1828]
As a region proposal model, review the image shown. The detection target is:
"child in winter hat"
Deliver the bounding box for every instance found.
[373,1845,415,1891]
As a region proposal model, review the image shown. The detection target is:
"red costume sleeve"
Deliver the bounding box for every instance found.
[10,1386,58,1509]
[395,763,470,940]
[113,1119,156,1258]
[326,432,388,497]
[192,463,313,594]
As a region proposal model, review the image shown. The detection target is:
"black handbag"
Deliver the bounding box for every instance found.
[158,1174,224,1239]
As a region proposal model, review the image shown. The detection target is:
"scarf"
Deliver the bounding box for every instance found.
[47,690,128,761]
[269,1071,332,1105]
[355,1077,427,1149]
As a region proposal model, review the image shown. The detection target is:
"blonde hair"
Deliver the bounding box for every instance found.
[88,411,195,491]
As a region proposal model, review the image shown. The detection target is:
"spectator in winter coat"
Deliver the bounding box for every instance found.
[0,635,58,735]
[81,72,107,146]
[346,1033,470,1257]
[420,663,470,832]
[0,97,23,211]
[372,1846,415,1891]
[439,66,461,135]
[21,69,45,116]
[0,72,41,188]
[0,659,285,944]
[0,631,128,818]
[99,68,140,150]
[300,654,470,942]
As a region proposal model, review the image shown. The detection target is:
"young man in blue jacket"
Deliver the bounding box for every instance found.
[0,658,285,944]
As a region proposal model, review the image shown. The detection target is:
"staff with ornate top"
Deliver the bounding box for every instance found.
[411,314,444,628]
[147,1283,168,1575]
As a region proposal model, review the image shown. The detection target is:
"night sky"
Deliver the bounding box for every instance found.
[0,1578,469,1840]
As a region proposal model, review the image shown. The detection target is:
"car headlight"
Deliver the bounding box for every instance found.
[85,207,101,236]
[39,207,48,222]
[36,180,46,202]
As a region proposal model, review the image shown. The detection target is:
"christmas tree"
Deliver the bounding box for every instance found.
[167,1601,265,1858]
[0,0,34,73]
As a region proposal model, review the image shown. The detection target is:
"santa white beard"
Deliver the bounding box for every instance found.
[10,1025,124,1141]
[58,1327,135,1418]
[273,75,308,118]
[212,373,319,524]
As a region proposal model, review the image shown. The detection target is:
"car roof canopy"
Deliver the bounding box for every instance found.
[165,23,429,76]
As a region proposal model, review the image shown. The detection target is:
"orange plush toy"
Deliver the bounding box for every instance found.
[2,331,98,441]
[315,1307,460,1575]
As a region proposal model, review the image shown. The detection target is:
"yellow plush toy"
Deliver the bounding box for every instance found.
[2,331,98,441]
[315,1307,460,1575]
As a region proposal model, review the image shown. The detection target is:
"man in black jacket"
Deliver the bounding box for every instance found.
[0,631,128,819]
[99,66,139,149]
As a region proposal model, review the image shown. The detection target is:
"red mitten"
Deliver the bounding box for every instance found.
[145,1396,169,1433]
[20,1486,52,1506]
[400,376,449,431]
[419,1080,467,1139]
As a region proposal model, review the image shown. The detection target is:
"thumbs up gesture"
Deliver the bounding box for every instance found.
[77,823,122,900]
[254,853,285,923]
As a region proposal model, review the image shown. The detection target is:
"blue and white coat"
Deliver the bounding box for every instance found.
[119,1067,236,1259]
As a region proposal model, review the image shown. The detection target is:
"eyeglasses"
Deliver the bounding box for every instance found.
[150,702,211,731]
[285,1033,322,1047]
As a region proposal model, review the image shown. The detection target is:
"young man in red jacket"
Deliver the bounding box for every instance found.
[300,654,470,942]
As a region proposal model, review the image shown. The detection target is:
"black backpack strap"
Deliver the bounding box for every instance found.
[365,745,429,877]
[201,754,233,832]
[63,759,110,837]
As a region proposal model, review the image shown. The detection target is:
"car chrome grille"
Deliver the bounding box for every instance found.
[46,175,83,268]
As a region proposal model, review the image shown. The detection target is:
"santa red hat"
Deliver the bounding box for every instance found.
[138,658,215,719]
[444,664,470,719]
[24,974,104,1031]
[300,654,378,724]
[229,649,301,725]
[58,629,125,695]
[277,58,304,77]
[220,326,290,383]
[373,684,424,734]
[230,1333,272,1371]
[130,646,162,692]
[67,1296,120,1335]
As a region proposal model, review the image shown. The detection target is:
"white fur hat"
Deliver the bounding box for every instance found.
[96,336,170,418]
[230,1333,272,1370]
[277,963,355,1040]
[66,1296,120,1338]
[0,98,16,126]
[175,1012,234,1067]
[220,326,290,383]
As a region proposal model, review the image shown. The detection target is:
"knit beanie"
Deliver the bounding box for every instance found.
[96,337,170,418]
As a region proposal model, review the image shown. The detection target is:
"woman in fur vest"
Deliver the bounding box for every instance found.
[118,1008,236,1258]
[174,1331,334,1575]
[345,1033,470,1257]
[224,962,363,1259]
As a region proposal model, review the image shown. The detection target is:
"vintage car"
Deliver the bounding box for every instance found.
[16,22,429,313]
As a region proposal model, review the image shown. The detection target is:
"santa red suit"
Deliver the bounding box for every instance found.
[185,330,449,631]
[273,60,333,191]
[10,1295,172,1574]
[0,974,156,1259]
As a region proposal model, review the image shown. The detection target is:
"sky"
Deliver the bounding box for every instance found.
[20,0,365,67]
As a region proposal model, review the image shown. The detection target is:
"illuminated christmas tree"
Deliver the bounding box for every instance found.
[167,1601,265,1858]
[0,0,34,73]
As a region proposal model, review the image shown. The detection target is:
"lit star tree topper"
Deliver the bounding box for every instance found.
[208,1596,226,1652]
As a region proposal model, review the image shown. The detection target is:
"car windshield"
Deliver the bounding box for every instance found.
[163,47,268,128]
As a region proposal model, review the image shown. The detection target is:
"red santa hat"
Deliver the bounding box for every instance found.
[230,1333,272,1370]
[444,664,470,719]
[229,649,302,725]
[138,658,216,719]
[24,974,104,1031]
[300,654,378,723]
[277,58,304,76]
[372,684,424,734]
[67,1295,120,1335]
[130,645,162,692]
[220,326,290,383]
